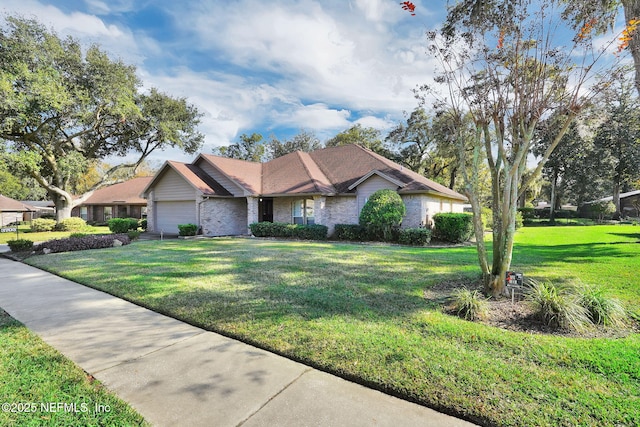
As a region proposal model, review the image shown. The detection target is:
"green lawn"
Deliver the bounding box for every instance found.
[25,226,640,427]
[0,310,147,426]
[0,224,111,244]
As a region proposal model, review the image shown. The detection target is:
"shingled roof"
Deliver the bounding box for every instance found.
[0,194,35,212]
[82,177,153,205]
[145,144,467,201]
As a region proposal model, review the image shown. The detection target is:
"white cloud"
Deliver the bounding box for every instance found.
[274,103,351,131]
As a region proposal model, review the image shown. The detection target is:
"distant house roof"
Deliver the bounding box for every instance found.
[143,144,467,201]
[0,194,36,212]
[586,190,640,204]
[80,177,153,205]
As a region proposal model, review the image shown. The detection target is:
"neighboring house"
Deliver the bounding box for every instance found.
[21,200,56,220]
[71,177,153,223]
[142,144,467,236]
[583,190,640,217]
[0,194,35,227]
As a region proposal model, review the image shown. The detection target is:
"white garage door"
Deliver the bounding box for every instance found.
[155,201,197,234]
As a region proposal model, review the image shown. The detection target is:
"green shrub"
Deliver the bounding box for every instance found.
[292,224,328,240]
[55,217,87,232]
[249,222,293,237]
[31,218,56,232]
[7,239,33,252]
[249,222,327,240]
[481,207,493,230]
[333,224,369,241]
[433,213,473,243]
[580,286,627,327]
[515,210,524,230]
[178,223,198,236]
[590,201,616,221]
[108,218,130,234]
[525,280,589,331]
[452,289,489,321]
[398,228,432,246]
[359,189,406,241]
[139,218,148,231]
[127,230,141,240]
[108,218,139,234]
[518,207,536,220]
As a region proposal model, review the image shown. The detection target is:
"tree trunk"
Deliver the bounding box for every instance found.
[549,169,558,224]
[613,180,621,218]
[623,0,640,95]
[53,193,74,222]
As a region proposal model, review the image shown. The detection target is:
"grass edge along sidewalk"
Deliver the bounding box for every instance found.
[0,309,148,426]
[24,225,640,427]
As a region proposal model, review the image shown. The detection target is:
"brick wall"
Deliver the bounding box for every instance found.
[200,198,248,236]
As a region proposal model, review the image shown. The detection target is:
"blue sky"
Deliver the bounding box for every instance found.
[1,0,447,163]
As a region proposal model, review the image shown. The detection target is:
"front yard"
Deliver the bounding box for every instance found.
[25,226,640,427]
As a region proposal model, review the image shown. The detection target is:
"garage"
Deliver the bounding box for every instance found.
[154,200,197,234]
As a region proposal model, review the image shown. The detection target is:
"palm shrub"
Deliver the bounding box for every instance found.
[580,285,627,327]
[359,189,406,242]
[452,288,489,321]
[525,280,589,331]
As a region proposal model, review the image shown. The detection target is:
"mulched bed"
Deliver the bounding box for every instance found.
[424,280,639,338]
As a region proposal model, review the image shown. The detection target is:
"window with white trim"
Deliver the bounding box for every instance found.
[292,199,315,225]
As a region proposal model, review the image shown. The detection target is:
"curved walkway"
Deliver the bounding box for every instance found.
[0,257,477,427]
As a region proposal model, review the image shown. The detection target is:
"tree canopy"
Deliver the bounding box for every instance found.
[424,0,628,295]
[0,15,203,220]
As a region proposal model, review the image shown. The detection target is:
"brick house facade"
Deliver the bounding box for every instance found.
[142,144,467,236]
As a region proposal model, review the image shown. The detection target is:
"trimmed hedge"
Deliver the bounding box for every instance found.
[34,234,131,254]
[398,228,432,246]
[55,217,87,232]
[31,218,56,232]
[7,239,34,252]
[108,217,140,234]
[433,213,473,243]
[333,224,369,241]
[178,223,198,236]
[249,222,328,240]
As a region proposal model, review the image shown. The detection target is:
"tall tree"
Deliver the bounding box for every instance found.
[426,0,625,296]
[386,108,468,189]
[267,130,322,159]
[215,133,266,162]
[533,119,586,222]
[0,16,203,220]
[591,74,640,215]
[325,124,393,157]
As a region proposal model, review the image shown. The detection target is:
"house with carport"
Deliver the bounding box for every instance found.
[142,144,467,236]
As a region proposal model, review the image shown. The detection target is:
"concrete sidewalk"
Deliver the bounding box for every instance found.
[0,257,476,427]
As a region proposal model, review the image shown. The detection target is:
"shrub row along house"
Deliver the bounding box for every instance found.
[142,144,467,236]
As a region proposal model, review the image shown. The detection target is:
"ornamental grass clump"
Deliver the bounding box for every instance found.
[580,285,627,327]
[452,288,489,321]
[525,280,589,331]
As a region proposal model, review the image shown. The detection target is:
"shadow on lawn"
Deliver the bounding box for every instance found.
[512,241,638,266]
[607,231,640,241]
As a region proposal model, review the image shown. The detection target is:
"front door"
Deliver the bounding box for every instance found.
[259,198,273,222]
